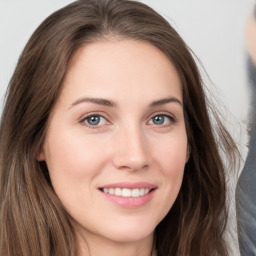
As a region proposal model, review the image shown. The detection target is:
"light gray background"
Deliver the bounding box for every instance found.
[0,1,254,255]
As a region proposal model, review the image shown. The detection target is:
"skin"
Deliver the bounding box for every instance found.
[38,40,189,256]
[246,15,256,65]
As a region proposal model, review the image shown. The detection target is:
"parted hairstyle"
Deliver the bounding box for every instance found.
[0,0,239,255]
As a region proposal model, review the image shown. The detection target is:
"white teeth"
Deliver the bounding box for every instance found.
[102,187,152,197]
[139,188,145,196]
[103,188,109,193]
[109,188,115,195]
[122,188,132,197]
[115,188,122,196]
[132,188,139,197]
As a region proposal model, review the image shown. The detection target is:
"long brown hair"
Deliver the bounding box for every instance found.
[0,0,238,255]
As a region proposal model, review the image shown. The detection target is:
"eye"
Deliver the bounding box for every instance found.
[148,114,175,126]
[80,114,107,128]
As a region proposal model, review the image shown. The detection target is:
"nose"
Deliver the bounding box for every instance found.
[112,124,149,172]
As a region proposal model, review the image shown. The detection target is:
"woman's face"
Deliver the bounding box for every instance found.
[39,40,189,245]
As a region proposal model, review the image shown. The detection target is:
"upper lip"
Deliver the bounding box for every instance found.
[99,182,157,189]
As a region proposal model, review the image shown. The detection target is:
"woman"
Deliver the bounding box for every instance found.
[0,0,238,255]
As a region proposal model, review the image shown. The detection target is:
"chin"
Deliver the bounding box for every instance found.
[99,220,156,243]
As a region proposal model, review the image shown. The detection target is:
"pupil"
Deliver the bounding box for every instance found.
[153,115,164,125]
[88,116,100,125]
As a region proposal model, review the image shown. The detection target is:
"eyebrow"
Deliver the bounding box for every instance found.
[70,96,182,108]
[71,97,117,108]
[150,97,183,107]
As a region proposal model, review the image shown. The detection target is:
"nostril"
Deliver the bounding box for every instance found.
[113,157,149,172]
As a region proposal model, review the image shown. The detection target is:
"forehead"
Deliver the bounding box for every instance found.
[60,39,182,105]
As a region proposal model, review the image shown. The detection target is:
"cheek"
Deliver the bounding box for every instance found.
[43,130,110,216]
[153,132,187,209]
[155,131,188,173]
[161,144,186,191]
[44,129,108,189]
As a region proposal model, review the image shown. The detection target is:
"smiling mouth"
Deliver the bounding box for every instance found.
[99,187,156,198]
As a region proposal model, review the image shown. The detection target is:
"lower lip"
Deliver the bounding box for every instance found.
[99,189,156,208]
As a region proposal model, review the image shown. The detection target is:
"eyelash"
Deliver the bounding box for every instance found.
[79,112,177,129]
[148,112,177,127]
[79,113,108,129]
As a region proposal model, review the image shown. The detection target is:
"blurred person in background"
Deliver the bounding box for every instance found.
[236,4,256,256]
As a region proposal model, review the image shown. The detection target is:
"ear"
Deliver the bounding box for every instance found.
[37,148,46,161]
[186,144,190,163]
